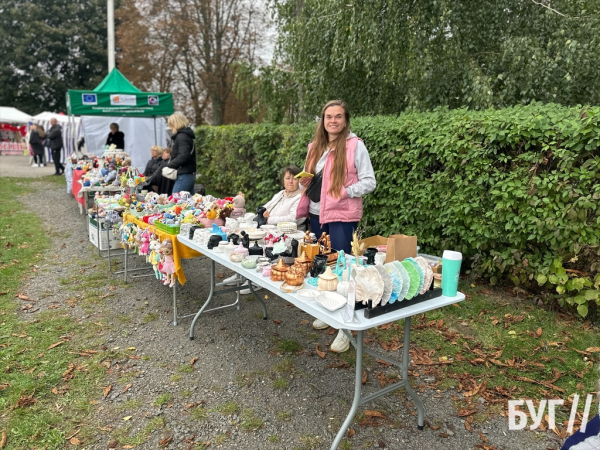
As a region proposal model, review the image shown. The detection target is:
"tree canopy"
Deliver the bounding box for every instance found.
[0,0,109,115]
[262,0,600,120]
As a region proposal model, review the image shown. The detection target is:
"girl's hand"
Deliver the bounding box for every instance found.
[263,210,270,218]
[299,177,312,187]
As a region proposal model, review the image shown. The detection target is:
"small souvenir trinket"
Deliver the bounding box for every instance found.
[270,257,289,282]
[317,266,339,291]
[241,257,257,269]
[230,253,244,263]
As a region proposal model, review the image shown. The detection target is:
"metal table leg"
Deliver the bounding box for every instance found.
[330,317,424,449]
[189,262,267,339]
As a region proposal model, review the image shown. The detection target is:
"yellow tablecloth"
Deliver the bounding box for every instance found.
[124,214,203,285]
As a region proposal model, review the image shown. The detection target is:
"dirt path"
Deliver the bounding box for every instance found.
[16,180,564,450]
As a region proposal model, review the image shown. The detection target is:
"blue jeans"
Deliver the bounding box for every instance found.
[309,214,358,254]
[172,172,196,194]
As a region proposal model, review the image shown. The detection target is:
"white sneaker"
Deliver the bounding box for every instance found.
[222,274,241,285]
[240,281,262,295]
[330,330,350,353]
[312,319,329,330]
[32,163,38,167]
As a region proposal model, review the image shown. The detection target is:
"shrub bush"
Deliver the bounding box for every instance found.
[196,103,600,316]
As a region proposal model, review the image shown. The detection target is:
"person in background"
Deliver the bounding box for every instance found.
[297,99,376,353]
[47,118,65,175]
[166,112,196,193]
[263,165,306,231]
[152,147,174,196]
[28,124,45,167]
[105,123,125,149]
[143,146,163,192]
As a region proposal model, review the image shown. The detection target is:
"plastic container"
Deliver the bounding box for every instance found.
[441,250,462,297]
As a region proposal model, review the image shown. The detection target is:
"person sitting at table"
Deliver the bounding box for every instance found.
[262,165,307,231]
[223,165,306,294]
[143,146,163,192]
[151,147,175,196]
[105,123,125,149]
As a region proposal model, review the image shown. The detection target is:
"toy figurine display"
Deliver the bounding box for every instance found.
[160,240,176,287]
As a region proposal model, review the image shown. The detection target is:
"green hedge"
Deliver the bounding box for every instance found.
[196,103,600,316]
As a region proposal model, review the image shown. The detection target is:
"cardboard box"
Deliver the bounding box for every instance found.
[359,234,417,263]
[89,217,120,250]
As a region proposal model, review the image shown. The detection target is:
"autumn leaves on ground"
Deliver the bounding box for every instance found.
[0,177,599,450]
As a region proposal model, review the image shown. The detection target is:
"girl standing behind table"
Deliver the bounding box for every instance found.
[29,124,45,167]
[296,99,376,353]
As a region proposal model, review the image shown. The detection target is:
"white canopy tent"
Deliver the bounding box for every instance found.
[81,116,167,173]
[0,107,33,124]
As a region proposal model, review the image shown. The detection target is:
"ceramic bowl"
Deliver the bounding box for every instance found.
[229,253,244,263]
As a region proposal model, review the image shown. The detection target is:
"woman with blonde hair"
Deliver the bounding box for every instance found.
[165,112,196,193]
[143,145,163,192]
[297,100,376,353]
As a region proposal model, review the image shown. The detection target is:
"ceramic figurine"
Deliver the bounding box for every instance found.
[253,206,267,228]
[230,253,244,263]
[270,257,289,282]
[233,243,249,258]
[317,266,338,291]
[285,264,305,286]
[231,192,246,218]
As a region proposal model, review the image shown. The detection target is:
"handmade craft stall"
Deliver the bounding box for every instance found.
[0,106,31,155]
[177,233,465,450]
[66,69,173,172]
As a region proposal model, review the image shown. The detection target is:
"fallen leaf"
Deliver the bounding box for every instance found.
[300,320,309,325]
[585,347,600,353]
[123,416,132,421]
[103,385,112,399]
[273,319,282,325]
[535,327,542,337]
[439,433,449,438]
[465,420,472,432]
[347,428,355,438]
[478,431,489,443]
[122,384,132,394]
[364,410,387,419]
[159,436,173,446]
[16,293,32,301]
[123,446,135,449]
[190,357,198,366]
[315,344,326,359]
[362,371,368,384]
[0,430,6,448]
[69,437,81,445]
[46,341,64,350]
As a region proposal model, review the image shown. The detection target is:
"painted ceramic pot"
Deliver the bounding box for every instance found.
[241,257,257,269]
[270,257,289,282]
[229,253,244,263]
[310,254,329,278]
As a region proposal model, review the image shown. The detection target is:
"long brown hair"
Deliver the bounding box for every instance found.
[306,100,350,198]
[36,124,46,139]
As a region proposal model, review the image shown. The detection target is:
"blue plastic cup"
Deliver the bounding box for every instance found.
[441,250,462,297]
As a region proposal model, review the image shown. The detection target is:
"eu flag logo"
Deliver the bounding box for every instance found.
[148,95,159,106]
[82,94,97,105]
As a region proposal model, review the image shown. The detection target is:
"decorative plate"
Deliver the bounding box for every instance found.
[393,261,410,301]
[297,289,319,299]
[414,256,434,294]
[355,266,384,306]
[401,260,420,300]
[406,257,425,294]
[384,262,402,303]
[280,281,304,293]
[315,291,347,311]
[374,265,393,306]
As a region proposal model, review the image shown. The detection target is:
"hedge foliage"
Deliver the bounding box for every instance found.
[196,103,600,316]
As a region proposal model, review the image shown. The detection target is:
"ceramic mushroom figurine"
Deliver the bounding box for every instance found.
[317,266,339,291]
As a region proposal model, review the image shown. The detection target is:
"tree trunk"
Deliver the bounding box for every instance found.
[211,96,225,126]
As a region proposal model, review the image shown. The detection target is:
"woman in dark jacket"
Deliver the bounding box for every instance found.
[29,124,45,167]
[105,123,125,149]
[143,146,163,192]
[166,112,196,193]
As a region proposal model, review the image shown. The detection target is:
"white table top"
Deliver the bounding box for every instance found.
[178,235,465,331]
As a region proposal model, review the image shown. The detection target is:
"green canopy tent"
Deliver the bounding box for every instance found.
[66,69,175,170]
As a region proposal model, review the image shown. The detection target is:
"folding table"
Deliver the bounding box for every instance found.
[177,234,465,450]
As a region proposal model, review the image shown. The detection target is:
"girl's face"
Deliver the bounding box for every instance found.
[283,171,299,192]
[162,151,170,160]
[324,105,346,140]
